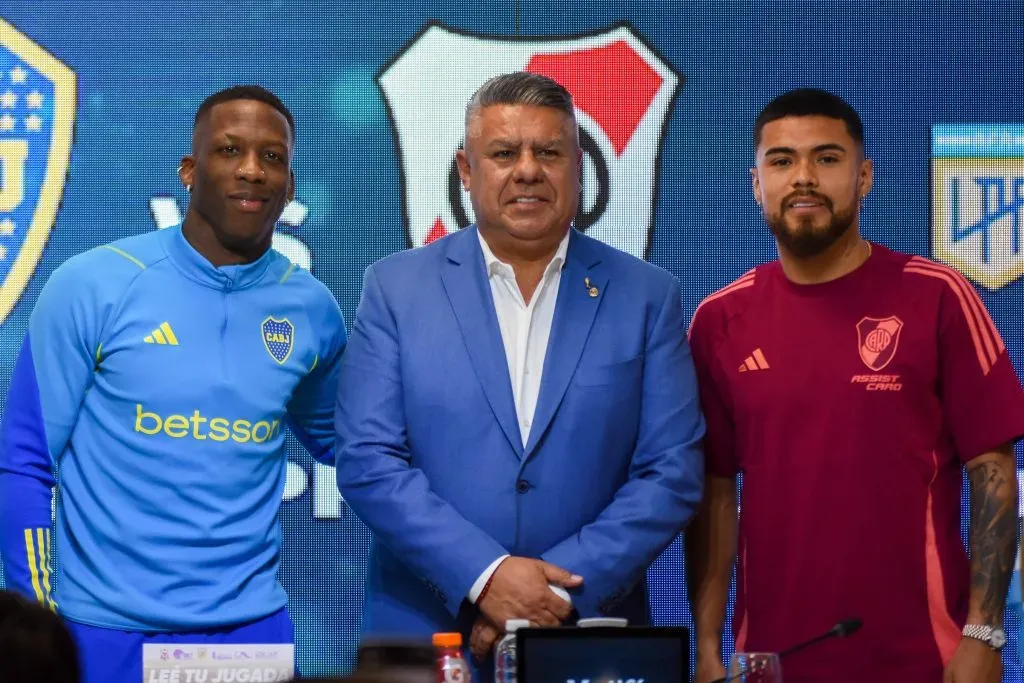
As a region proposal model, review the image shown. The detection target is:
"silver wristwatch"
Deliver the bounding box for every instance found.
[963,624,1007,650]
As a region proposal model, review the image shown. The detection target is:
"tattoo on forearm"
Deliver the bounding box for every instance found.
[968,460,1018,623]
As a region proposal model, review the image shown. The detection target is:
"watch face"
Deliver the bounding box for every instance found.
[991,628,1007,649]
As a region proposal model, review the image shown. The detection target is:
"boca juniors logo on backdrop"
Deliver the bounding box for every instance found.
[0,19,75,324]
[931,124,1024,291]
[378,22,682,260]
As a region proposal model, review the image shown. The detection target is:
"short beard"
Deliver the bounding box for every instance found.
[766,194,857,259]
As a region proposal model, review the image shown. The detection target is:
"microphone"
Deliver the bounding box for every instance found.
[778,617,862,658]
[708,618,862,683]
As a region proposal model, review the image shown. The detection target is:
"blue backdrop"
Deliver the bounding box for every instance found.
[1,1,1022,678]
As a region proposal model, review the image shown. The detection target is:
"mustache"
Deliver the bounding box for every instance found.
[782,191,833,209]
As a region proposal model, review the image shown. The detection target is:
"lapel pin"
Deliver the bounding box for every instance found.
[584,277,599,298]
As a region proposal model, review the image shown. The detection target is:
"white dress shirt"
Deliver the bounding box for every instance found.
[467,229,573,607]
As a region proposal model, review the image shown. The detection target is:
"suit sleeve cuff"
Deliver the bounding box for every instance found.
[468,554,510,604]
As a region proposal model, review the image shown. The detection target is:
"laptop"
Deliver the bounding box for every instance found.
[516,626,690,683]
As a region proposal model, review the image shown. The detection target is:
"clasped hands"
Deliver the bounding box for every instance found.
[469,556,583,660]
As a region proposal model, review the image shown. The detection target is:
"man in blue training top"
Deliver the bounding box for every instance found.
[0,85,346,682]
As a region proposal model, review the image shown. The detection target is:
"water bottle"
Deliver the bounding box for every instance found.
[494,619,530,683]
[433,632,471,683]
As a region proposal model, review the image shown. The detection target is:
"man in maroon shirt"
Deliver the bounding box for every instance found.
[686,88,1024,683]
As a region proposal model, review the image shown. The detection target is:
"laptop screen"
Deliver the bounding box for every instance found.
[516,627,689,683]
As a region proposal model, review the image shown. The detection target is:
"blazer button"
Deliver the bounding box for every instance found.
[516,479,532,494]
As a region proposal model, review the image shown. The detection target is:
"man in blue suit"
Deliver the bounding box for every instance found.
[335,72,705,664]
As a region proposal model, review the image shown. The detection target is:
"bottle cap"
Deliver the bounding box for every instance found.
[432,632,463,647]
[505,619,531,632]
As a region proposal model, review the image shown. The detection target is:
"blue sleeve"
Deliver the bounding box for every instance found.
[541,277,706,617]
[335,265,507,616]
[1,256,105,607]
[286,293,347,464]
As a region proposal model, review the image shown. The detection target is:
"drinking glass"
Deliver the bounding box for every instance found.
[727,652,783,683]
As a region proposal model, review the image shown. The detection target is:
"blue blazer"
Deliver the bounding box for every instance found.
[335,226,705,640]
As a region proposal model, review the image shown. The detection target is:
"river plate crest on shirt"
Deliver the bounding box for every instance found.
[856,316,904,371]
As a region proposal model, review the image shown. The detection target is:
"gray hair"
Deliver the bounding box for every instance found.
[465,72,576,131]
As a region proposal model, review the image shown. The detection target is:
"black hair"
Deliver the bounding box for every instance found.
[0,591,81,683]
[194,84,295,140]
[754,88,864,151]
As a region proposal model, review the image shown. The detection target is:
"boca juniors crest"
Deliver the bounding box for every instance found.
[0,19,76,324]
[262,317,294,364]
[856,316,904,372]
[378,22,682,260]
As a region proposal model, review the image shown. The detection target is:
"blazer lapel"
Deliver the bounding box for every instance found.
[523,230,606,459]
[439,228,524,456]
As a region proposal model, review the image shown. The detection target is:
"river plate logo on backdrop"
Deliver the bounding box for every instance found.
[931,124,1024,290]
[0,19,76,324]
[378,22,682,259]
